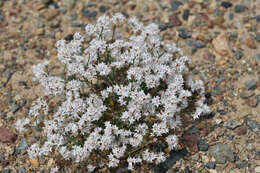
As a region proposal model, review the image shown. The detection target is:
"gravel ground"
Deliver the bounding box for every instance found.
[0,0,259,172]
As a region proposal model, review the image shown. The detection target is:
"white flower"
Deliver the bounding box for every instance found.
[14,118,30,132]
[50,167,59,173]
[166,135,178,149]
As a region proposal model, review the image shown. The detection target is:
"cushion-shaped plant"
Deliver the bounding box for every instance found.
[15,13,210,172]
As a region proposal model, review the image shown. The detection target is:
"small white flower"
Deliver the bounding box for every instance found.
[166,135,178,149]
[14,118,30,132]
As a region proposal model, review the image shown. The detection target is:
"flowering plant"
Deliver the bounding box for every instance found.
[15,13,210,172]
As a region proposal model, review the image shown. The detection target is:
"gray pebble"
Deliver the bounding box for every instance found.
[234,50,243,60]
[11,103,20,113]
[245,80,257,90]
[234,5,246,13]
[209,143,234,164]
[236,161,247,169]
[223,120,242,129]
[15,138,28,155]
[170,1,183,11]
[205,162,216,169]
[82,9,97,18]
[178,28,192,39]
[255,33,260,43]
[198,139,209,151]
[255,54,260,61]
[247,121,260,132]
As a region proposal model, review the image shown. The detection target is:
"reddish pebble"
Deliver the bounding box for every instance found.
[0,128,17,143]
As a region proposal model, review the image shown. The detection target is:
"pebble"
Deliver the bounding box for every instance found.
[170,1,183,11]
[223,120,242,129]
[255,54,260,61]
[240,90,254,99]
[198,139,209,151]
[18,167,26,173]
[71,22,83,27]
[158,24,166,31]
[234,50,243,60]
[216,109,226,115]
[255,33,260,42]
[99,5,106,13]
[45,9,59,21]
[11,102,20,113]
[227,133,234,140]
[0,128,17,143]
[247,121,260,132]
[188,127,199,134]
[209,143,234,164]
[82,8,97,18]
[61,0,76,9]
[248,97,258,107]
[15,138,28,155]
[169,14,182,26]
[245,80,257,90]
[235,126,247,136]
[256,95,260,103]
[205,162,216,169]
[70,13,77,21]
[186,40,205,52]
[36,28,45,35]
[212,32,232,57]
[236,161,247,169]
[220,1,232,8]
[234,5,246,13]
[182,9,189,21]
[3,169,11,173]
[178,28,192,39]
[246,38,257,49]
[37,19,45,28]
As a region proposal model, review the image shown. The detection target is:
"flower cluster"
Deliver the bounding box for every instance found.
[15,13,210,172]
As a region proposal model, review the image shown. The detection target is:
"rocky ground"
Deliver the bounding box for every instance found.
[0,0,259,172]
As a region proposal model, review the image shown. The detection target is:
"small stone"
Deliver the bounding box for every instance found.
[36,28,45,35]
[213,16,225,26]
[205,162,216,169]
[37,20,45,28]
[209,143,234,164]
[198,139,209,151]
[255,166,260,173]
[3,169,11,173]
[245,80,257,90]
[246,38,257,49]
[248,97,258,107]
[223,120,242,129]
[255,54,260,61]
[256,95,260,103]
[169,14,182,26]
[178,28,192,39]
[170,1,183,11]
[61,0,76,9]
[11,103,20,113]
[236,161,247,169]
[186,40,205,49]
[0,128,17,143]
[235,126,247,136]
[71,22,83,27]
[183,9,189,21]
[234,50,244,60]
[240,90,254,99]
[217,109,226,115]
[15,138,28,155]
[247,121,260,132]
[212,32,232,57]
[227,133,234,140]
[45,9,59,21]
[99,5,106,13]
[256,150,260,156]
[234,5,246,13]
[18,167,26,173]
[82,8,97,18]
[229,12,234,20]
[255,33,260,43]
[29,157,39,166]
[159,24,167,31]
[70,13,77,21]
[256,15,260,23]
[221,1,232,8]
[188,127,199,134]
